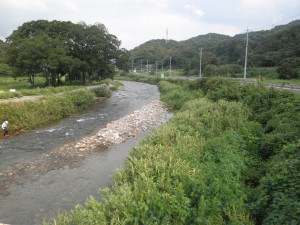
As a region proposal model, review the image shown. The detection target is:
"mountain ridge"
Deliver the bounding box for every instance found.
[129,20,300,71]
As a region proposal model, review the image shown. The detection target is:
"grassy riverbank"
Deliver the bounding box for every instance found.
[0,79,121,137]
[0,76,122,99]
[44,78,299,224]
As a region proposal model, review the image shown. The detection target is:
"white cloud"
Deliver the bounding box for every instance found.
[0,0,299,49]
[1,0,47,11]
[185,4,205,16]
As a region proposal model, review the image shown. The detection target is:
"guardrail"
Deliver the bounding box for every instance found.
[237,79,300,91]
[130,73,300,92]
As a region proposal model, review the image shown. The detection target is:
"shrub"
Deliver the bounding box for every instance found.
[91,87,112,98]
[277,57,300,79]
[255,141,300,225]
[159,81,202,110]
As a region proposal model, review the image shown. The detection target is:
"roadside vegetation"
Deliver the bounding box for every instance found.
[44,77,299,224]
[116,68,300,89]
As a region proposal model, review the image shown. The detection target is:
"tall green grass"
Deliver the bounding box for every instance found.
[0,76,119,99]
[158,80,203,110]
[0,90,95,134]
[91,87,112,98]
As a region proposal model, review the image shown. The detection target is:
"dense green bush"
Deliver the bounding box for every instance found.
[188,77,300,158]
[91,87,112,98]
[218,64,243,77]
[158,81,203,110]
[185,78,300,224]
[0,63,12,76]
[277,57,300,79]
[248,67,279,79]
[255,140,300,224]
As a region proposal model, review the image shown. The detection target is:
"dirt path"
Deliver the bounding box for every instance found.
[0,84,111,104]
[0,95,40,103]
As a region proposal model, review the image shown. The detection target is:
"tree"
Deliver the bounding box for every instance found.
[203,64,219,76]
[277,57,300,79]
[116,48,130,72]
[218,64,243,77]
[4,20,121,86]
[5,20,73,85]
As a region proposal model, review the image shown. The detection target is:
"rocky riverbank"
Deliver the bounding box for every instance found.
[0,99,169,196]
[56,99,169,155]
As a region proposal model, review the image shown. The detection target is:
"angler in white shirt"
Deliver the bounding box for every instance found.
[1,120,9,137]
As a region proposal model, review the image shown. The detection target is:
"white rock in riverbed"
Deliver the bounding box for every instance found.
[55,100,168,155]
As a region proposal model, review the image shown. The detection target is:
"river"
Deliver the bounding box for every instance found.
[0,81,167,225]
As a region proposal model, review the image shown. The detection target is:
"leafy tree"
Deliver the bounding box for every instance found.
[218,64,243,77]
[203,64,219,76]
[277,57,300,79]
[4,20,121,86]
[0,40,7,62]
[255,141,300,225]
[0,40,11,76]
[0,63,11,76]
[116,48,130,72]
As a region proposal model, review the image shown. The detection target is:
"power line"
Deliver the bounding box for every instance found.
[166,29,168,44]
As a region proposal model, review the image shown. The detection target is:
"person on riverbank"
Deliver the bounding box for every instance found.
[2,120,9,137]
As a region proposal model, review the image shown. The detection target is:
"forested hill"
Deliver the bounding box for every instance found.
[129,20,300,74]
[182,33,231,50]
[0,40,7,62]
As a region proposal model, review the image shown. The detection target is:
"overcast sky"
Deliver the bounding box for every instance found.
[0,0,299,50]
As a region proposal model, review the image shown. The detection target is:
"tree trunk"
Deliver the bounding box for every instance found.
[82,71,86,85]
[28,74,35,85]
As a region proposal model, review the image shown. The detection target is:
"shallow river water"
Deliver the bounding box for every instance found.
[0,81,165,225]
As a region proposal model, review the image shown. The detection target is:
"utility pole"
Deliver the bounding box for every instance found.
[156,61,157,76]
[166,29,168,44]
[169,57,172,76]
[244,29,249,79]
[147,59,148,74]
[132,58,134,72]
[199,47,203,78]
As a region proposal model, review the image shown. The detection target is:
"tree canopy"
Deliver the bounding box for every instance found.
[4,20,128,86]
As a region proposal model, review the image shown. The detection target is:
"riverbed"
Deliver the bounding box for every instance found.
[0,81,170,225]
